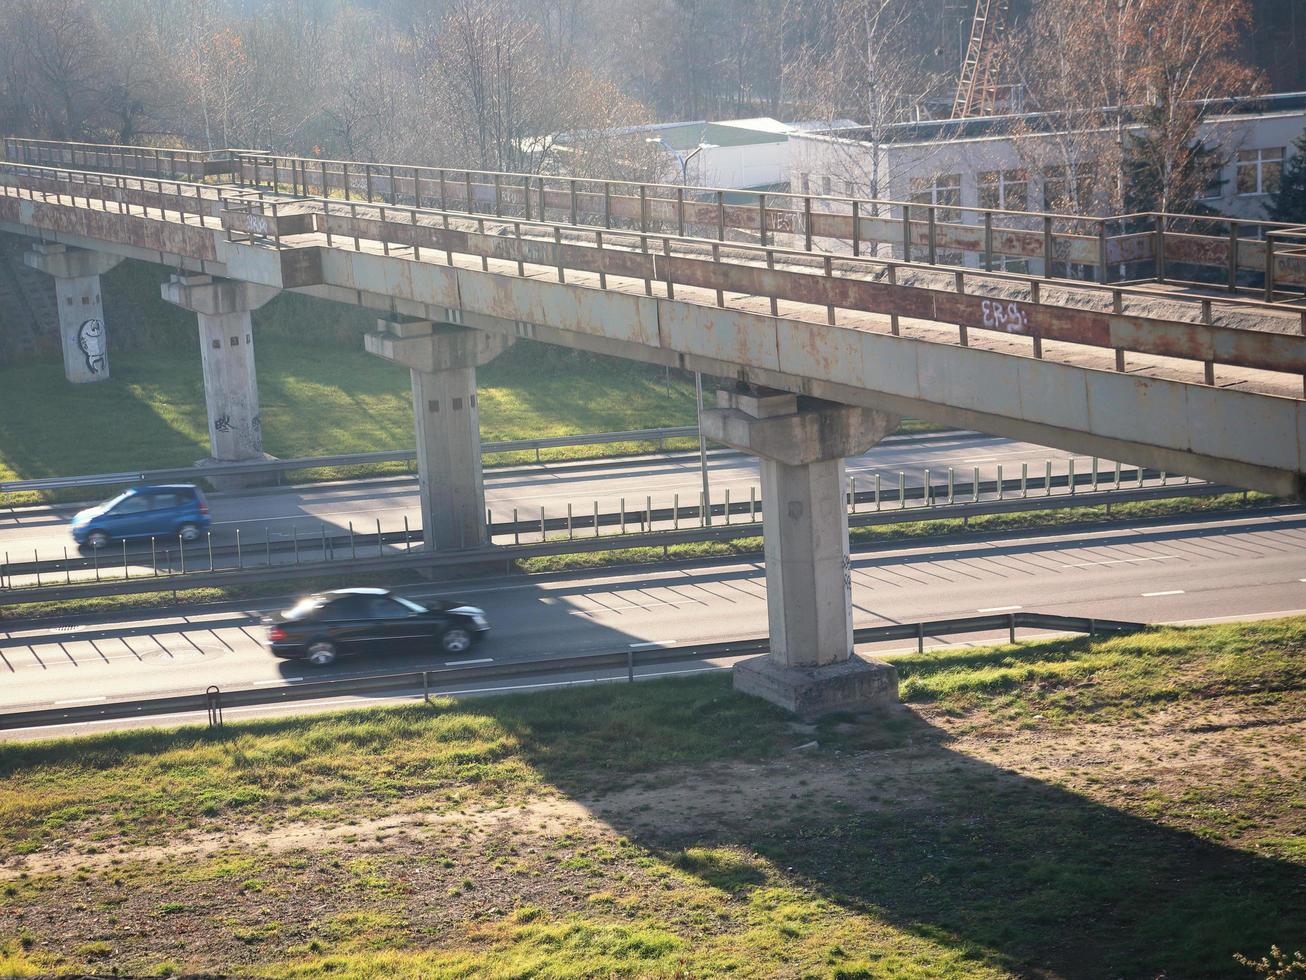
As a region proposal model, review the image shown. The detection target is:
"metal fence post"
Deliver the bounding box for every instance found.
[1069,458,1076,495]
[619,498,626,534]
[594,500,601,537]
[947,467,954,504]
[899,472,906,510]
[923,469,931,507]
[567,503,573,539]
[973,467,980,503]
[997,464,1004,500]
[1045,460,1052,497]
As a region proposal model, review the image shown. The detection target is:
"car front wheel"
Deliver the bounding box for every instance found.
[306,641,337,667]
[178,523,202,542]
[86,530,110,550]
[441,627,473,654]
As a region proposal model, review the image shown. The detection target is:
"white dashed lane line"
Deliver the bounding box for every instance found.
[1141,590,1185,597]
[976,605,1021,613]
[444,657,494,666]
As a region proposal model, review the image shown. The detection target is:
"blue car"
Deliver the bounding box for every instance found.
[71,484,211,550]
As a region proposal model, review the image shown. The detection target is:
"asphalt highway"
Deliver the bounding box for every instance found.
[2,506,1302,731]
[0,431,1118,566]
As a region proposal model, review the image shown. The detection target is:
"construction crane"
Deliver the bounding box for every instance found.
[951,0,1009,119]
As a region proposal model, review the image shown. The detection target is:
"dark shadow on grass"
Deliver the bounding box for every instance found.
[481,676,1306,980]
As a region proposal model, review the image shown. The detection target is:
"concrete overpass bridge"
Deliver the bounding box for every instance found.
[3,135,1305,715]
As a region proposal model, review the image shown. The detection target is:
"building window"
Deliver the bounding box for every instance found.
[1043,163,1096,212]
[978,169,1028,211]
[799,172,810,194]
[1198,168,1225,201]
[1236,147,1283,196]
[909,173,961,221]
[821,174,833,195]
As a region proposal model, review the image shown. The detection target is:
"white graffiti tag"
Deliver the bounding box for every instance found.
[980,299,1030,333]
[77,318,107,374]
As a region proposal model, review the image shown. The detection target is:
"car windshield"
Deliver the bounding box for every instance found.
[393,595,427,614]
[283,596,325,620]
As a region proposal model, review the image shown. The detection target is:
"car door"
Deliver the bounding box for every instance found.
[101,493,152,540]
[316,595,375,654]
[362,596,430,655]
[142,492,183,540]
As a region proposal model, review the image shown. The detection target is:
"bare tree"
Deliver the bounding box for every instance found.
[1008,0,1262,214]
[784,0,950,207]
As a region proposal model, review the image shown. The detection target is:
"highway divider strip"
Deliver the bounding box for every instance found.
[0,482,1249,605]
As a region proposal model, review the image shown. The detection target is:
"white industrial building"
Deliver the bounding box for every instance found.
[788,92,1306,269]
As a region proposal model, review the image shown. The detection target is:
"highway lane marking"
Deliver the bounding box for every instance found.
[445,657,494,666]
[54,696,106,705]
[976,605,1021,612]
[1141,590,1185,597]
[1059,555,1179,567]
[629,640,677,648]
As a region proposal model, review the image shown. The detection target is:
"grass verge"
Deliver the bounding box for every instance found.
[0,618,1302,977]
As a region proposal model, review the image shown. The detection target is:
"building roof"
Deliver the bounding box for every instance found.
[646,120,790,150]
[809,91,1306,148]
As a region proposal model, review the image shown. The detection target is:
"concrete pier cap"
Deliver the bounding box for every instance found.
[702,384,902,719]
[366,319,515,552]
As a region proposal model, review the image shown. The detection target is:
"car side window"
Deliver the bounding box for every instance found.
[111,495,150,515]
[321,596,369,620]
[154,493,184,510]
[368,597,410,619]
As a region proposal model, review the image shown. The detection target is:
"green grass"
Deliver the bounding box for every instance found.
[0,339,697,507]
[1,619,1303,977]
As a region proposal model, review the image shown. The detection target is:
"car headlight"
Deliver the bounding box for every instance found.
[471,614,488,627]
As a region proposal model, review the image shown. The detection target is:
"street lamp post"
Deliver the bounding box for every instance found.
[646,136,718,525]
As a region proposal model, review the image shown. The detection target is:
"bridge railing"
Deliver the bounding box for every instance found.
[1,136,240,181]
[223,148,1306,295]
[215,188,1306,392]
[10,135,1303,295]
[4,151,1304,391]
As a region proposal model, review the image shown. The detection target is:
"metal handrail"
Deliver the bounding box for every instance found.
[4,156,1301,320]
[0,610,1147,731]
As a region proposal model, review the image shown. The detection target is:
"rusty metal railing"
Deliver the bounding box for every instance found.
[1,136,239,181]
[7,135,1306,295]
[4,154,1305,393]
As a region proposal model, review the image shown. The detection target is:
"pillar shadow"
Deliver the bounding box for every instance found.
[485,689,1305,979]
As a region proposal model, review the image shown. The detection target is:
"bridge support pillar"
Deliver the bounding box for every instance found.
[24,244,122,384]
[161,274,279,466]
[365,319,514,550]
[701,386,901,718]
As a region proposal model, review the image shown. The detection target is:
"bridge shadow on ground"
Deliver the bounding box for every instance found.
[486,681,1305,979]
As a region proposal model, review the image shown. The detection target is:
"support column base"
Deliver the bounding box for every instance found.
[192,453,279,491]
[733,653,898,720]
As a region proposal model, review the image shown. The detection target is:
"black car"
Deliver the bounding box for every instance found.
[264,588,490,666]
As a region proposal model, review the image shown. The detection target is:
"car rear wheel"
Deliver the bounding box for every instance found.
[441,627,473,654]
[306,641,337,667]
[178,522,202,542]
[86,530,110,550]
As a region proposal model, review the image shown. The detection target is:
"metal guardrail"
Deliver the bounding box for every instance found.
[0,426,975,498]
[0,479,1248,606]
[0,426,703,495]
[0,611,1147,732]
